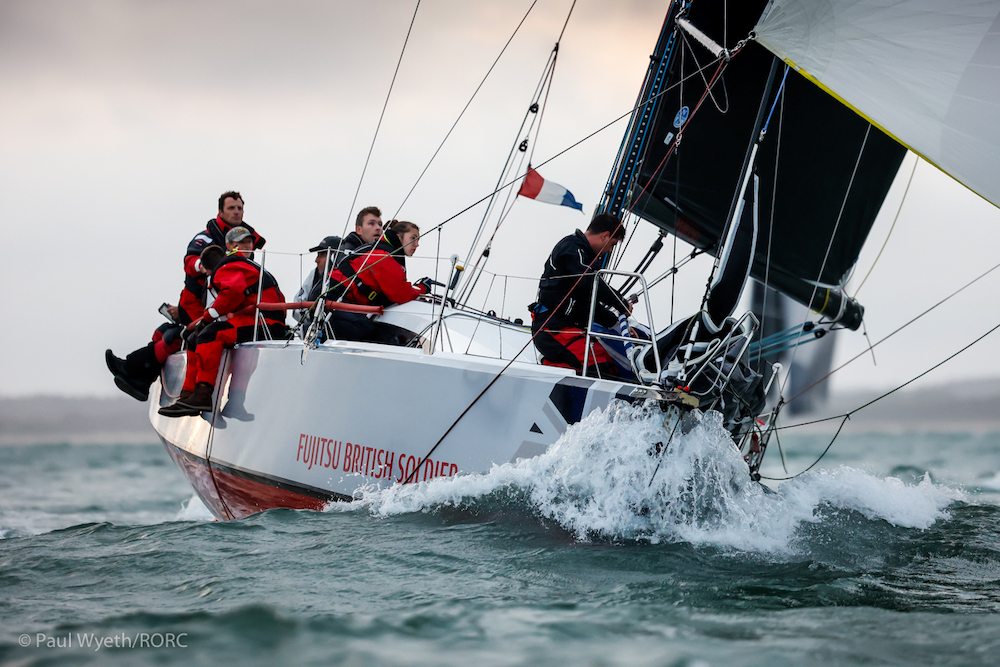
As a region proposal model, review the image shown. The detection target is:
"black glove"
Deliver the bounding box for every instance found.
[414,277,445,293]
[184,318,209,348]
[161,325,184,346]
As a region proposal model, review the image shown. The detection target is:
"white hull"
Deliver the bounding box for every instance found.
[151,301,653,519]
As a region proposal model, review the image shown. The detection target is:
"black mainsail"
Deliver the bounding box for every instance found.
[601,0,907,330]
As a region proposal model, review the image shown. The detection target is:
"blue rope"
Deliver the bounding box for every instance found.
[748,322,823,359]
[760,64,789,136]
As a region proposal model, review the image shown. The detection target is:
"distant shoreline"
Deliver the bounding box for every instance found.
[3,378,1000,445]
[786,377,1000,434]
[0,395,156,446]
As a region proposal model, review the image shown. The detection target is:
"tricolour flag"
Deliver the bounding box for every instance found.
[517,168,583,212]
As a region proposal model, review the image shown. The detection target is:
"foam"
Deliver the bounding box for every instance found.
[344,401,963,553]
[176,494,215,522]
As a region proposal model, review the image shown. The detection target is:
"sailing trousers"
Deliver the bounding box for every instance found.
[530,314,619,378]
[151,322,184,364]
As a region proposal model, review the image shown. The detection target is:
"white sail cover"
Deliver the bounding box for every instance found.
[755,0,1000,209]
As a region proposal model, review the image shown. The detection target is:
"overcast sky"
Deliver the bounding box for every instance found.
[2,0,999,398]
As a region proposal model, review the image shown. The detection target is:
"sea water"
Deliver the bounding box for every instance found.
[2,403,1000,666]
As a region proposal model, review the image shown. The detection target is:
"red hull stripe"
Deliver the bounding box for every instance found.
[160,438,351,520]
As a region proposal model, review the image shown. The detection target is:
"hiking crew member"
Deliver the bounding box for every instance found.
[531,213,631,377]
[160,227,286,417]
[105,191,263,402]
[325,220,432,341]
[179,191,265,323]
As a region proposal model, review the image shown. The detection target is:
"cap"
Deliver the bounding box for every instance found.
[309,236,343,253]
[225,226,253,244]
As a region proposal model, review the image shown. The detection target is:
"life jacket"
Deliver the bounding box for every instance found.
[326,230,417,308]
[209,254,285,325]
[182,216,266,302]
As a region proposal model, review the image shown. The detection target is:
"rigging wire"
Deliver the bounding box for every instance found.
[785,256,1000,407]
[459,0,578,306]
[457,54,554,292]
[772,422,789,474]
[342,0,421,235]
[754,66,787,371]
[762,314,1000,480]
[525,0,576,167]
[391,0,540,221]
[776,124,871,398]
[852,155,919,298]
[670,32,686,324]
[455,46,560,304]
[314,46,738,317]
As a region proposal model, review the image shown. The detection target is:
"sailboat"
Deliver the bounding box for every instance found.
[150,0,1000,520]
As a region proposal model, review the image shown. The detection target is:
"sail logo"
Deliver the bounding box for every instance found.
[672,106,689,128]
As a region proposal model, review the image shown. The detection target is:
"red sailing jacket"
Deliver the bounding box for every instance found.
[327,232,425,307]
[205,254,285,326]
[178,216,266,322]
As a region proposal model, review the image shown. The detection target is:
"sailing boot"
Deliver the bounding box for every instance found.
[125,343,162,384]
[178,382,215,412]
[158,384,212,418]
[157,388,195,417]
[221,389,254,422]
[106,348,155,402]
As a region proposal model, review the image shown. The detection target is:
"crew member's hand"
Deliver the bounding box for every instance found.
[166,305,180,320]
[189,314,212,334]
[414,277,445,294]
[183,316,209,347]
[162,325,184,346]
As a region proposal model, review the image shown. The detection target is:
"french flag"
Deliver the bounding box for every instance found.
[517,168,583,212]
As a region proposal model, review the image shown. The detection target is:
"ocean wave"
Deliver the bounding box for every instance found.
[340,401,963,552]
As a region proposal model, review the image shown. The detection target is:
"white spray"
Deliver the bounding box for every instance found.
[344,401,962,553]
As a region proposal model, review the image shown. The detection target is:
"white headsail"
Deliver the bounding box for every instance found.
[755,0,1000,208]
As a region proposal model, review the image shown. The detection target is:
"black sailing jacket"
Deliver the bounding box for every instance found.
[536,230,630,329]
